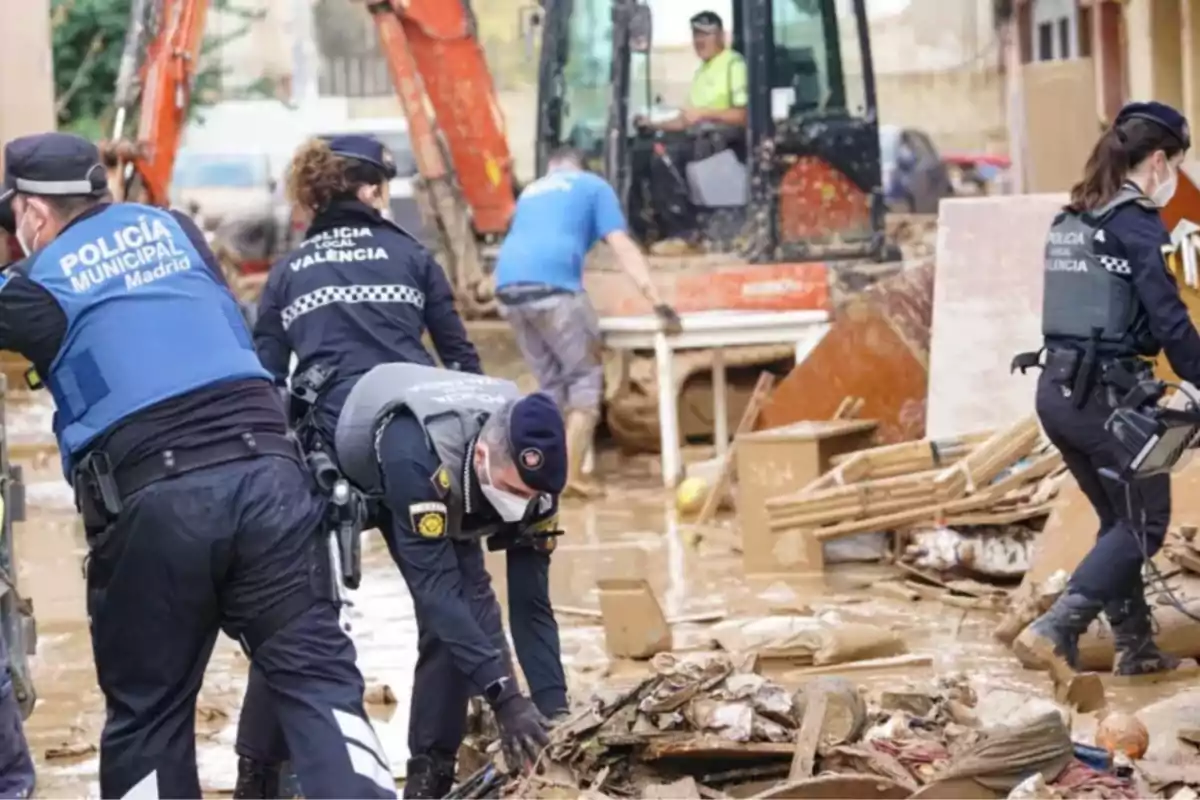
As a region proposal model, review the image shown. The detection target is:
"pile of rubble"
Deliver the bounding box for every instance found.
[463,653,1138,799]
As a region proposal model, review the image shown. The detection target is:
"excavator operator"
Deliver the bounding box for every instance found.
[631,10,748,255]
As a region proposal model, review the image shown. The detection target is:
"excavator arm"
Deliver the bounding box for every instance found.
[362,0,517,317]
[105,0,210,207]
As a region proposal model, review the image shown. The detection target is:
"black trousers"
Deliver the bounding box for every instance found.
[86,456,394,798]
[629,134,700,241]
[1035,371,1171,604]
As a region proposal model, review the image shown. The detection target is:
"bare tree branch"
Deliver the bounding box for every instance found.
[56,32,106,117]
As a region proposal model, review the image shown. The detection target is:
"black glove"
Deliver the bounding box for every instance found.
[493,693,551,773]
[654,303,683,334]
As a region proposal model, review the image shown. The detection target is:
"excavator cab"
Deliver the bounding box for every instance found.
[536,0,886,262]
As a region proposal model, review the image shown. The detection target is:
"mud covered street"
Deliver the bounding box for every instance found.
[4,387,1193,797]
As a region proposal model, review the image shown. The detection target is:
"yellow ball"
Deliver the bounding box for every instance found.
[676,476,710,515]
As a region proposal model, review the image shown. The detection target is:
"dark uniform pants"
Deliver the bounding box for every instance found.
[1035,370,1171,603]
[236,536,568,771]
[629,134,699,241]
[0,634,34,798]
[380,526,508,761]
[87,456,394,799]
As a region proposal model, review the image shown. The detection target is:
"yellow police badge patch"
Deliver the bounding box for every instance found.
[430,464,452,498]
[409,501,448,538]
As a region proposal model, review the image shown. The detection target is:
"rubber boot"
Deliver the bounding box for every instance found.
[233,756,282,799]
[1106,595,1181,676]
[1012,591,1105,680]
[403,755,456,799]
[562,410,603,500]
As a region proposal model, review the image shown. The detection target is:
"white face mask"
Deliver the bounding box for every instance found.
[478,447,532,522]
[1152,164,1179,207]
[14,204,43,256]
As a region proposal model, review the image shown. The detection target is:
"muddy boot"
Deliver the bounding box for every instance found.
[1106,596,1181,676]
[1012,591,1104,680]
[403,755,456,799]
[562,410,603,500]
[233,756,282,799]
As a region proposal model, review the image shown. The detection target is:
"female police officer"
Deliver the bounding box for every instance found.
[1013,102,1200,680]
[242,135,567,798]
[254,134,482,438]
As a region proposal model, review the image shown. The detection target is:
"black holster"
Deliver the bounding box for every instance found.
[72,451,123,533]
[305,448,365,593]
[1071,334,1102,408]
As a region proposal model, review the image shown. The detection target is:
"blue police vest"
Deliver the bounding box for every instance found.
[25,204,270,472]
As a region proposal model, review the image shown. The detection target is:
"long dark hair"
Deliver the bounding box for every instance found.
[1069,118,1186,212]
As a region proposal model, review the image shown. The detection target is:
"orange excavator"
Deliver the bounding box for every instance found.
[364,0,517,318]
[105,0,208,209]
[98,0,916,448]
[363,0,894,319]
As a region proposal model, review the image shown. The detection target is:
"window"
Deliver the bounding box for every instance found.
[172,154,270,189]
[1030,0,1078,61]
[771,0,864,116]
[559,0,613,153]
[1037,22,1054,61]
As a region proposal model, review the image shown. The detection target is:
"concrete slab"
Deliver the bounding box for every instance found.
[926,194,1066,439]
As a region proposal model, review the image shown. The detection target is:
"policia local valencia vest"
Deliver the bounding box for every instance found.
[335,363,521,540]
[1042,186,1156,353]
[20,204,269,474]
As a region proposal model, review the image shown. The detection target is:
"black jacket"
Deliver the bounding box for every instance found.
[254,200,481,441]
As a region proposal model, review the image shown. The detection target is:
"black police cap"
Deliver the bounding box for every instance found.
[0,132,108,230]
[1116,101,1192,151]
[507,393,566,495]
[690,10,723,32]
[321,134,398,181]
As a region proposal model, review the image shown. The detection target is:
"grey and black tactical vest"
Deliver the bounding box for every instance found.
[1042,186,1153,346]
[334,363,520,538]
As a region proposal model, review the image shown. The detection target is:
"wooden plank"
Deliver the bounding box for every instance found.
[788,691,826,780]
[694,372,775,524]
[783,654,933,678]
[941,503,1054,526]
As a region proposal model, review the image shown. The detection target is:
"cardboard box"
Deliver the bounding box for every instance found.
[737,420,877,575]
[596,578,672,659]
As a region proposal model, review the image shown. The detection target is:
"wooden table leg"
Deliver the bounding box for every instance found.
[712,348,728,457]
[655,332,681,488]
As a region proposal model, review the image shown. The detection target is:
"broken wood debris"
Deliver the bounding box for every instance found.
[762,416,1066,572]
[471,656,1139,799]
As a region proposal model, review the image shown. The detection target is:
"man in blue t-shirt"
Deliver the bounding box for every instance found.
[495,147,680,498]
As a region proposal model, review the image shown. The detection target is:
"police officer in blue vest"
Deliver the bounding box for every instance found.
[0,132,395,799]
[1011,102,1200,682]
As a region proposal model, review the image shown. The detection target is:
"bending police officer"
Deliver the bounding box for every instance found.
[336,364,564,797]
[240,138,567,797]
[1012,102,1200,680]
[0,133,394,798]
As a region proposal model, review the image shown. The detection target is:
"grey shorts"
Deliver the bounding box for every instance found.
[498,292,602,414]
